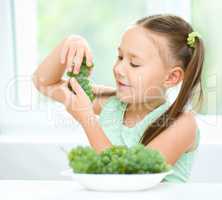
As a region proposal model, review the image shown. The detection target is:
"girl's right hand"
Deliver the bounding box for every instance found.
[60,35,94,75]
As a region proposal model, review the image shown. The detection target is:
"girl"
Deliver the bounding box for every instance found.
[32,14,204,183]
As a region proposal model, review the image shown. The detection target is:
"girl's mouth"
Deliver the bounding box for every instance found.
[117,80,131,90]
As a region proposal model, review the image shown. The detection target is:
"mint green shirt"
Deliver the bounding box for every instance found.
[98,95,200,183]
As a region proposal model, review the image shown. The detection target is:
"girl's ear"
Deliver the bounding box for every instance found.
[164,66,184,88]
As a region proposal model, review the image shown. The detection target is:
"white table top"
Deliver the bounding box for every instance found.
[0,180,221,200]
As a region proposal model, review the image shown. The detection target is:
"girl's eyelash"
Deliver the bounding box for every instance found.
[117,56,140,68]
[130,63,140,68]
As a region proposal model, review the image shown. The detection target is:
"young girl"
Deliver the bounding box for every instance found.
[32,14,204,183]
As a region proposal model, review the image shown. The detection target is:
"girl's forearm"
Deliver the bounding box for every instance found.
[81,114,112,153]
[91,83,117,97]
[33,39,66,86]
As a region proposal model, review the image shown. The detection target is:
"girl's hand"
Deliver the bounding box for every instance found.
[62,77,95,125]
[60,35,94,75]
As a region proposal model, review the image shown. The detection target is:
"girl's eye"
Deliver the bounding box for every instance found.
[130,63,140,68]
[117,56,140,67]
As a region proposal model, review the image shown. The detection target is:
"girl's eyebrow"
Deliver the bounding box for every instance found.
[117,47,143,59]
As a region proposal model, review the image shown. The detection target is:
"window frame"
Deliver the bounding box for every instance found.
[5,0,219,141]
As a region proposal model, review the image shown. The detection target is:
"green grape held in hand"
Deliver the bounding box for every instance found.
[66,56,95,102]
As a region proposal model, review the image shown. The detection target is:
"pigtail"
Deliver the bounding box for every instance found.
[137,15,205,145]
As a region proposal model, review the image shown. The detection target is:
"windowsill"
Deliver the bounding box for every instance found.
[0,135,88,144]
[0,135,221,145]
[1,114,222,144]
[0,125,89,145]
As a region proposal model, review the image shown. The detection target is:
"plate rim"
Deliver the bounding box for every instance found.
[61,169,174,177]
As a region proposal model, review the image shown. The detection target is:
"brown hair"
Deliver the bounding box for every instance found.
[94,14,204,146]
[136,14,204,145]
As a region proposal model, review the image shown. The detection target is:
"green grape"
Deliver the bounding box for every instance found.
[66,56,95,102]
[68,146,101,173]
[67,144,172,174]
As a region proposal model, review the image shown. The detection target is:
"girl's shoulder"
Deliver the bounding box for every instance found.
[178,111,200,152]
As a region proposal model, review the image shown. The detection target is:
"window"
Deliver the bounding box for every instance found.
[1,0,196,135]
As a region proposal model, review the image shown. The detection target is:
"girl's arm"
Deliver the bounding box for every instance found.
[32,38,67,87]
[81,114,113,153]
[32,38,68,103]
[146,112,197,165]
[32,36,117,114]
[65,77,113,153]
[91,84,116,115]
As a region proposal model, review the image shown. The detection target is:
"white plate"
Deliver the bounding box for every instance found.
[61,169,174,191]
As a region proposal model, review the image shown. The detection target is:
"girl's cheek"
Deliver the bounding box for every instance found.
[129,70,146,88]
[130,74,152,97]
[143,79,165,100]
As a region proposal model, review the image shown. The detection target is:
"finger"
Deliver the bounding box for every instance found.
[73,47,84,74]
[62,83,77,110]
[60,40,69,64]
[69,77,85,96]
[66,46,77,72]
[84,47,93,67]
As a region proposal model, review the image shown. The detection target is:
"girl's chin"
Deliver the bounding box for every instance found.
[116,91,133,103]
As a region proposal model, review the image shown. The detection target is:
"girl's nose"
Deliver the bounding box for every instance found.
[114,63,126,77]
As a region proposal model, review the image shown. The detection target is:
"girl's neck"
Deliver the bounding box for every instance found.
[125,98,166,117]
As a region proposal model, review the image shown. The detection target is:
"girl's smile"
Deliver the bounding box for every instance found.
[116,79,131,91]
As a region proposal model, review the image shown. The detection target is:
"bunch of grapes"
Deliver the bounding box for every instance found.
[124,144,171,173]
[68,146,101,173]
[67,144,172,174]
[99,145,128,174]
[66,56,95,101]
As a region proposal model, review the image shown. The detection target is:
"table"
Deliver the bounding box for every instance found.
[0,180,221,200]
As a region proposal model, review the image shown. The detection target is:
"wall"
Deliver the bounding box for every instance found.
[192,0,222,114]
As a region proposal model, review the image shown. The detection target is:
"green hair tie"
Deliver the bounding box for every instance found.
[187,31,201,48]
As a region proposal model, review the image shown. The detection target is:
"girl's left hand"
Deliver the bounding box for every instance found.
[62,77,94,125]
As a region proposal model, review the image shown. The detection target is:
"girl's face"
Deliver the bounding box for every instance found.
[113,25,174,104]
